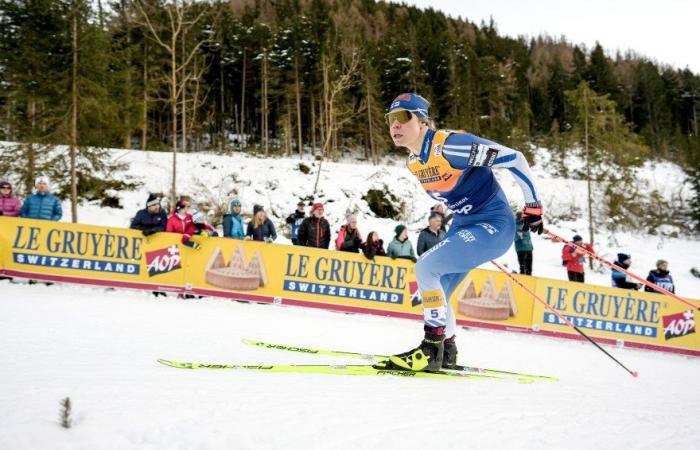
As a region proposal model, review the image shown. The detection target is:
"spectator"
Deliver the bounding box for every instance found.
[645,259,675,294]
[223,199,245,239]
[247,204,276,242]
[167,199,201,249]
[430,202,452,231]
[387,224,417,262]
[361,231,386,260]
[297,203,331,249]
[612,253,642,290]
[192,210,219,237]
[20,176,62,221]
[417,212,446,256]
[286,201,306,245]
[0,179,22,217]
[513,211,533,275]
[130,193,168,236]
[335,213,363,253]
[562,235,593,283]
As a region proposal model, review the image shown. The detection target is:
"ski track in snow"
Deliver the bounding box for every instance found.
[1,281,699,450]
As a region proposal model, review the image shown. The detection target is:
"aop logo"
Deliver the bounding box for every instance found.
[146,245,182,277]
[662,310,695,340]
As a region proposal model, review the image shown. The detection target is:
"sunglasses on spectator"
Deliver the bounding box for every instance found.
[0,186,10,189]
[384,110,413,126]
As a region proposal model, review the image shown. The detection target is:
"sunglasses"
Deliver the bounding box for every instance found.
[385,110,413,126]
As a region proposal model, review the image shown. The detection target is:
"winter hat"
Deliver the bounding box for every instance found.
[311,203,324,213]
[253,204,264,215]
[572,235,583,242]
[346,213,357,224]
[394,224,407,238]
[175,199,190,211]
[230,199,242,209]
[146,193,160,207]
[35,176,50,188]
[0,179,11,190]
[192,211,205,224]
[297,201,305,207]
[388,93,430,120]
[617,253,631,262]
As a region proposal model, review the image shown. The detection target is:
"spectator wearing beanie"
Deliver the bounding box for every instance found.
[335,213,363,253]
[0,179,22,217]
[19,176,62,221]
[562,235,593,283]
[246,204,277,242]
[286,201,306,245]
[387,224,417,262]
[361,231,386,260]
[298,202,331,248]
[223,199,245,239]
[417,212,445,256]
[130,193,168,236]
[645,259,675,294]
[612,253,642,290]
[167,199,200,248]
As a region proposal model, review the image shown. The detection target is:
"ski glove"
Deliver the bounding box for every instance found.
[522,203,544,235]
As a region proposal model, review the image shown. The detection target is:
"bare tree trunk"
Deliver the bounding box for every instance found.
[310,90,316,155]
[365,68,376,165]
[261,47,269,155]
[70,4,79,223]
[239,48,246,151]
[219,56,225,152]
[294,58,303,158]
[584,85,594,269]
[170,29,178,207]
[180,30,186,154]
[141,44,148,150]
[122,0,132,149]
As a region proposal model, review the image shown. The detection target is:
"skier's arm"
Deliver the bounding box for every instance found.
[442,133,540,206]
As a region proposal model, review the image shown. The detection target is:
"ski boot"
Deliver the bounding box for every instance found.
[442,335,458,369]
[386,326,445,372]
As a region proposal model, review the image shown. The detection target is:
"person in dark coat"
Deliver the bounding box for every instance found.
[130,193,168,236]
[286,201,306,245]
[335,213,363,253]
[0,179,22,217]
[297,203,331,249]
[611,253,641,290]
[513,211,533,275]
[361,231,386,260]
[645,259,675,294]
[417,212,445,256]
[19,176,62,221]
[430,202,453,232]
[246,204,276,242]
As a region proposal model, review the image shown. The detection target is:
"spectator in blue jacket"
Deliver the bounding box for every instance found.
[645,259,675,294]
[513,211,533,275]
[223,199,245,239]
[612,253,641,290]
[286,201,306,245]
[130,193,168,236]
[20,177,62,221]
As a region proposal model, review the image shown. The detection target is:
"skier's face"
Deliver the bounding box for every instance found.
[387,109,421,150]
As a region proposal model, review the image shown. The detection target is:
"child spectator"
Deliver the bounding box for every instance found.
[335,213,363,253]
[612,253,642,290]
[286,201,306,245]
[513,211,533,275]
[130,193,168,236]
[223,199,245,239]
[417,212,445,256]
[167,199,201,249]
[19,176,62,221]
[361,231,386,260]
[387,225,417,262]
[192,210,219,237]
[297,203,331,248]
[562,235,593,283]
[0,179,21,217]
[247,204,276,242]
[645,259,675,294]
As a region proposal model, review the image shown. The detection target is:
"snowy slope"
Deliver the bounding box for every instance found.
[1,280,698,450]
[61,147,700,297]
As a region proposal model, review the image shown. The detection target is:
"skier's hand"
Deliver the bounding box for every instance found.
[522,203,544,235]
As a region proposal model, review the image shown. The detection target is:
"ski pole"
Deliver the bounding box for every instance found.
[545,229,698,311]
[490,260,639,378]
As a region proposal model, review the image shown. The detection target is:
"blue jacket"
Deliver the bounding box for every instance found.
[645,270,675,294]
[514,219,533,252]
[611,254,638,290]
[223,213,245,239]
[20,192,62,221]
[246,218,276,242]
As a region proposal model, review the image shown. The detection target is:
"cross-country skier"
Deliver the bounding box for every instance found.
[383,93,544,372]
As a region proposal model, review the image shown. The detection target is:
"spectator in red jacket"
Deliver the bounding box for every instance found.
[0,179,22,217]
[297,203,331,248]
[166,199,200,249]
[562,235,593,283]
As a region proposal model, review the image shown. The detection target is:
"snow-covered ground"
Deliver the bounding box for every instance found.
[1,280,699,450]
[54,147,700,298]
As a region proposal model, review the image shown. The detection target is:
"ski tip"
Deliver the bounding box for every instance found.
[631,371,639,378]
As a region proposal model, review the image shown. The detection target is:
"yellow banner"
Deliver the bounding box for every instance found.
[1,217,697,356]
